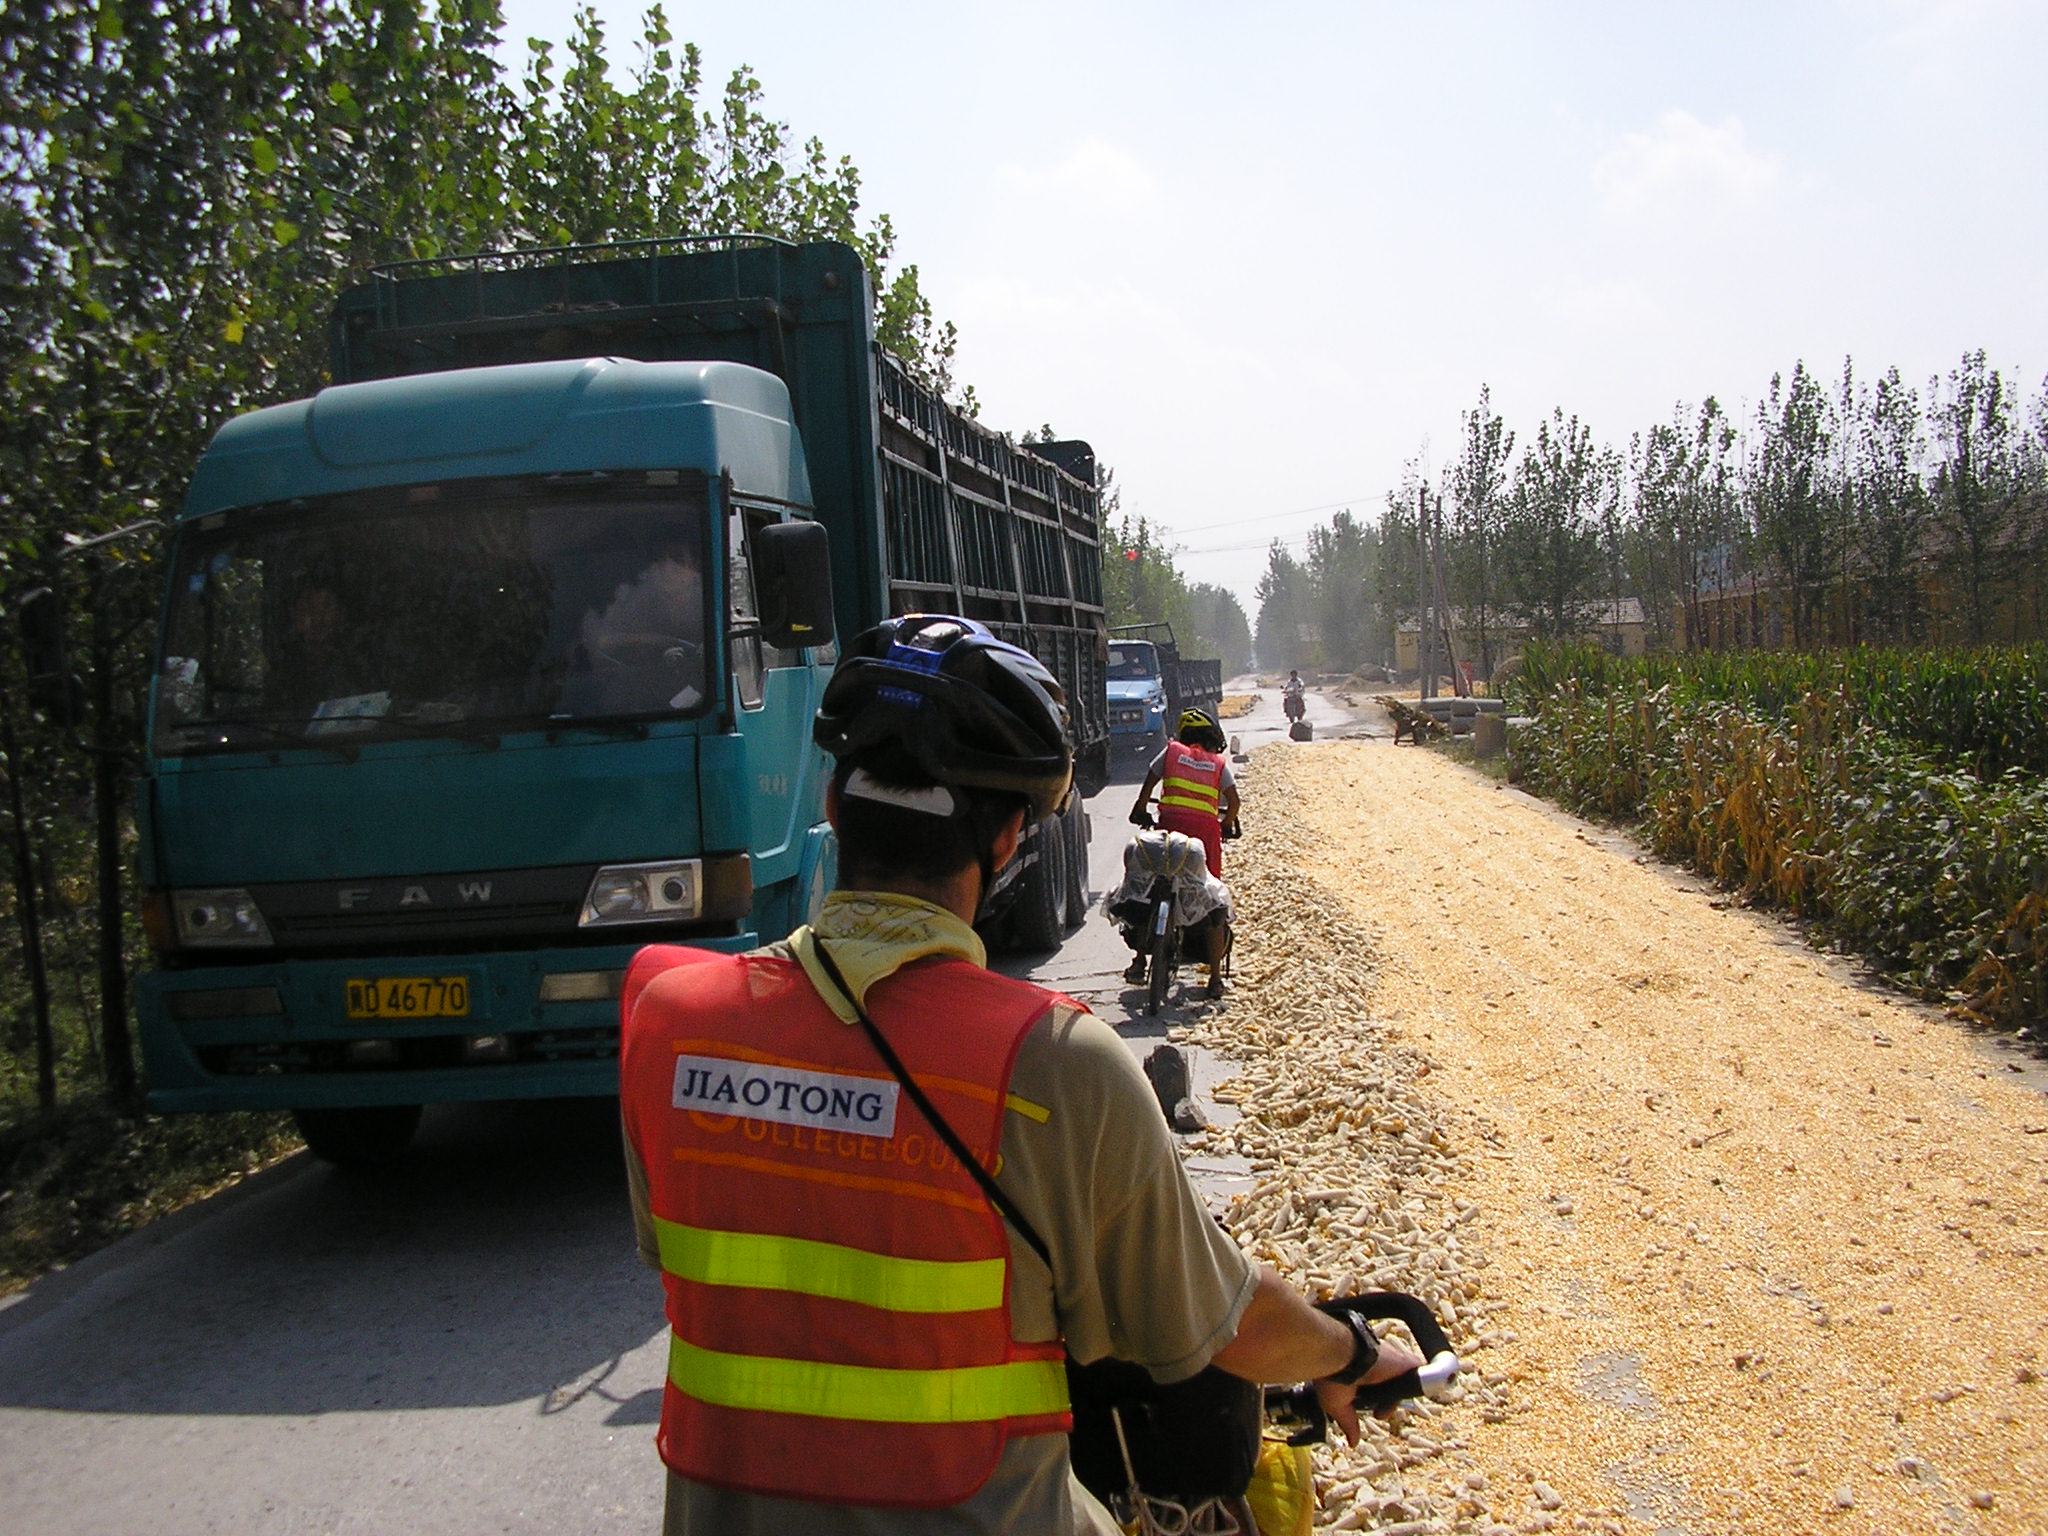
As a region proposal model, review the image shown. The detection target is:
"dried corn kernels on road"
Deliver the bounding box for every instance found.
[1185,738,2047,1535]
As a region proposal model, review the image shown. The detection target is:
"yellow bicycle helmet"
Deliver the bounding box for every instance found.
[1176,708,1225,750]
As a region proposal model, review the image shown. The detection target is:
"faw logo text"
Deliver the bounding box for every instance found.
[670,1052,898,1137]
[336,880,494,911]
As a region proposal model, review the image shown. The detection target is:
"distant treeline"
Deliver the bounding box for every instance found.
[1101,509,1251,676]
[1254,358,2048,674]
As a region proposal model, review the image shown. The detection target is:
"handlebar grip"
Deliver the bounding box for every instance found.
[1319,1293,1461,1412]
[1262,1292,1463,1441]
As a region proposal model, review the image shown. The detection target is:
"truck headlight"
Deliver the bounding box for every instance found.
[578,855,752,928]
[171,888,274,948]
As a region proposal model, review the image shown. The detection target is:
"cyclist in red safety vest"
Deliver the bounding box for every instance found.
[1130,708,1239,880]
[619,615,1418,1534]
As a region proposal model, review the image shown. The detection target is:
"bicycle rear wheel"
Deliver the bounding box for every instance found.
[1146,916,1179,1015]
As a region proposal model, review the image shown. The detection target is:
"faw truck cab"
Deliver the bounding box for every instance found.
[135,237,1105,1162]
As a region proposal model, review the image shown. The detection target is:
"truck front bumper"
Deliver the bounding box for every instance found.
[136,934,758,1112]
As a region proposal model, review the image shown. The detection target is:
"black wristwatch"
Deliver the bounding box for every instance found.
[1321,1307,1380,1386]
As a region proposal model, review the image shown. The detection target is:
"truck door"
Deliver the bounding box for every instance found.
[727,502,827,903]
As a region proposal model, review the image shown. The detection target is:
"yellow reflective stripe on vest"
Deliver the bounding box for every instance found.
[1160,747,1222,816]
[655,1215,1006,1315]
[669,1333,1070,1424]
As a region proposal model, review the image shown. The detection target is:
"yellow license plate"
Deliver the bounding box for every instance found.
[345,976,471,1020]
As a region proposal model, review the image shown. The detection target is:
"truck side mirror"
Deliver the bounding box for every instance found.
[752,520,836,651]
[18,587,82,725]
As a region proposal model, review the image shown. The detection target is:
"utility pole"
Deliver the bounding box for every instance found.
[1417,486,1437,699]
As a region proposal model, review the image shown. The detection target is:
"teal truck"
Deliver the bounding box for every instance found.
[1105,622,1223,768]
[135,236,1106,1163]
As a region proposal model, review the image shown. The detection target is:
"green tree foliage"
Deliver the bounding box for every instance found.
[1185,583,1251,676]
[1253,541,1313,671]
[1931,349,2022,644]
[1625,401,1737,652]
[1100,512,1245,669]
[1304,511,1379,673]
[1747,361,1836,648]
[1846,365,1929,643]
[1500,409,1609,639]
[1101,512,1179,629]
[1446,386,1513,677]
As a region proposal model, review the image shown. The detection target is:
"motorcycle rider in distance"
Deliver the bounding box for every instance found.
[1130,708,1238,996]
[1282,670,1305,724]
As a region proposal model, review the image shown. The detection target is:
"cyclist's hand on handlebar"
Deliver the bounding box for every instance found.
[1315,1338,1427,1447]
[1129,803,1153,828]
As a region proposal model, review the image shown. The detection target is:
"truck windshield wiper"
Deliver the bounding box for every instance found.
[167,717,359,761]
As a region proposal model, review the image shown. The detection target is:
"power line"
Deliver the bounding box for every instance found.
[1180,531,1313,556]
[1148,493,1376,538]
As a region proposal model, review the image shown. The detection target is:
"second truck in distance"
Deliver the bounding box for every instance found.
[1105,621,1223,768]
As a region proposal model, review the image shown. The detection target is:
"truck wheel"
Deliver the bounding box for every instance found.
[293,1104,422,1167]
[1061,800,1088,927]
[1007,825,1067,951]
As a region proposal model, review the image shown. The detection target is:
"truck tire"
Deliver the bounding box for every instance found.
[1007,825,1067,951]
[293,1104,421,1167]
[1076,743,1111,799]
[1061,800,1088,927]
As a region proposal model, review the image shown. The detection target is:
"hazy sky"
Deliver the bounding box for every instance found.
[497,0,2048,615]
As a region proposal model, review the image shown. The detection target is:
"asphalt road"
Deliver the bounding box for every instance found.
[0,680,1361,1536]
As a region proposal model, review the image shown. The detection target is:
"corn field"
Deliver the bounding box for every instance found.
[1506,642,2048,1029]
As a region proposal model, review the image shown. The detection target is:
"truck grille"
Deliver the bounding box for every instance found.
[239,865,594,953]
[200,1026,618,1076]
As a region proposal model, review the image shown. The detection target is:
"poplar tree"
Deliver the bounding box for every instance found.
[1446,386,1513,677]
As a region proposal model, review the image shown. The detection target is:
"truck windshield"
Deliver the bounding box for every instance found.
[1105,642,1160,681]
[154,471,713,754]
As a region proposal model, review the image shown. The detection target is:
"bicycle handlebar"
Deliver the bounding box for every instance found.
[1262,1291,1462,1445]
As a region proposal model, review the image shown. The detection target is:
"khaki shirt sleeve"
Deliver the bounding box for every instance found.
[997,1003,1255,1384]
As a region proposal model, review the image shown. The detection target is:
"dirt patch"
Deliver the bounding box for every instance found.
[1216,738,2048,1533]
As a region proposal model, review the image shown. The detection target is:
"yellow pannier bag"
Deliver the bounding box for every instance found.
[1243,1438,1315,1536]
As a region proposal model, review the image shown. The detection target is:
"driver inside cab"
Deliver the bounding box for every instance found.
[569,527,707,714]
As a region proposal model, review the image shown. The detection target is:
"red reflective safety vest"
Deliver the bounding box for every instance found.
[619,943,1075,1508]
[1159,740,1224,821]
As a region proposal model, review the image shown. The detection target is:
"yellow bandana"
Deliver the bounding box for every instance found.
[788,891,987,1024]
